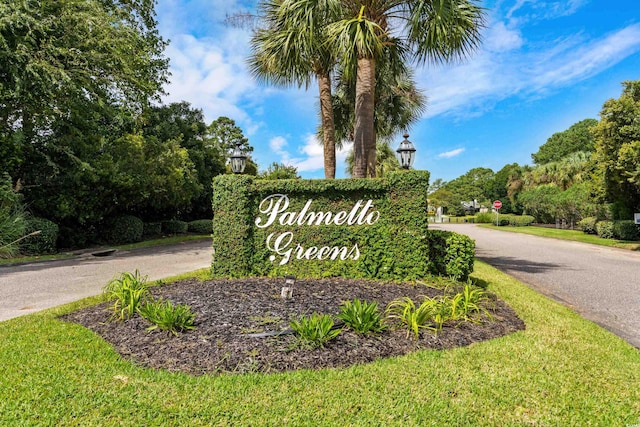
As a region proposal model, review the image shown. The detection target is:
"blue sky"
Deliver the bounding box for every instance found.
[155,0,640,182]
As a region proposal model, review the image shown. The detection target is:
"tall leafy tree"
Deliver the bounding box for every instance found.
[259,162,301,180]
[143,103,226,219]
[592,80,640,218]
[524,152,591,191]
[485,163,522,214]
[208,116,253,160]
[443,167,494,204]
[0,0,168,177]
[532,118,598,165]
[327,0,485,177]
[249,0,340,178]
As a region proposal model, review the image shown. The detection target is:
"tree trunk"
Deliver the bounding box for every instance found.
[317,72,336,179]
[368,130,377,178]
[353,57,376,178]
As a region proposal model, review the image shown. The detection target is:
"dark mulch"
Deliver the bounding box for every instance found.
[62,278,525,376]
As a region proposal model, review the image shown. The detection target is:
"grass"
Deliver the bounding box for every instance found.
[478,224,640,251]
[0,234,210,266]
[1,263,639,425]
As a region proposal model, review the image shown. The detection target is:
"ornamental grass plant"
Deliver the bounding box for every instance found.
[103,270,150,321]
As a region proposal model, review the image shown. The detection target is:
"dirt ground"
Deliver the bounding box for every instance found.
[62,277,525,375]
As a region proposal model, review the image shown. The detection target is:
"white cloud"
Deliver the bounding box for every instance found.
[529,25,640,90]
[438,148,466,159]
[269,136,288,153]
[270,134,351,173]
[506,0,589,25]
[485,21,524,52]
[162,32,257,123]
[420,23,640,119]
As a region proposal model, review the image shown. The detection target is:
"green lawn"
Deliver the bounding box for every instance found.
[478,224,640,251]
[1,262,639,426]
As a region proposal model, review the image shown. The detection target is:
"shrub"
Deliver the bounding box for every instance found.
[509,215,535,226]
[103,215,144,245]
[596,220,615,239]
[498,218,510,226]
[22,217,59,255]
[474,212,493,223]
[104,270,150,321]
[143,221,162,236]
[212,171,430,281]
[426,230,475,281]
[0,174,27,258]
[188,219,212,234]
[578,217,598,234]
[139,299,197,335]
[162,220,188,234]
[337,299,386,335]
[57,224,98,249]
[613,220,639,241]
[290,313,341,349]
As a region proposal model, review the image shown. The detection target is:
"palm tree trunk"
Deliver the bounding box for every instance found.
[353,57,376,178]
[318,72,336,179]
[368,129,377,178]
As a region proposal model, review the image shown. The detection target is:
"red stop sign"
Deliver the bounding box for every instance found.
[493,200,502,209]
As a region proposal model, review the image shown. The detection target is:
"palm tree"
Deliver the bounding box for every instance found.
[325,48,426,173]
[345,142,402,177]
[248,0,341,179]
[327,1,486,178]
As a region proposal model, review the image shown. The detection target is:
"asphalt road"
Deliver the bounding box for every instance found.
[432,223,640,349]
[0,240,213,322]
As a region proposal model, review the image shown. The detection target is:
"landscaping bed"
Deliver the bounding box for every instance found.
[63,277,524,375]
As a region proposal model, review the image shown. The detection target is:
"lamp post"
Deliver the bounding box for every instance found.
[230,142,247,174]
[396,132,416,169]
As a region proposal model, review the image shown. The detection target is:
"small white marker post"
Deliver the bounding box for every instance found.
[281,275,296,299]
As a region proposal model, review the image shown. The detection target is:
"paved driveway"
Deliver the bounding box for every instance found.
[432,223,640,349]
[0,240,213,322]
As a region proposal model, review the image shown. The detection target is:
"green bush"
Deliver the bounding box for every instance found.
[188,219,212,234]
[426,230,475,281]
[578,217,598,234]
[510,215,535,226]
[613,220,639,241]
[57,224,98,249]
[596,220,615,239]
[474,212,493,223]
[22,217,59,255]
[0,174,27,258]
[103,215,144,244]
[212,171,431,281]
[162,220,188,234]
[143,222,162,236]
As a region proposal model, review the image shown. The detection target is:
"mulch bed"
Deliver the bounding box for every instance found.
[62,278,525,376]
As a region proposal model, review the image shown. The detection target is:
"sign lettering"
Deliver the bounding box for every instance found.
[255,194,379,265]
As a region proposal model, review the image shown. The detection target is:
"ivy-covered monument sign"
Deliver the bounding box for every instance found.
[211,171,475,281]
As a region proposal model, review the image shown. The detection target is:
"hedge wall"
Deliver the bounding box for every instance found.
[212,171,474,281]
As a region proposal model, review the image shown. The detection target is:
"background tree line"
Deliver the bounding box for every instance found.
[1,0,274,252]
[429,80,640,226]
